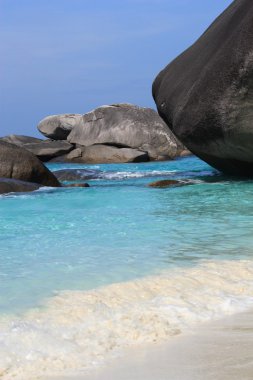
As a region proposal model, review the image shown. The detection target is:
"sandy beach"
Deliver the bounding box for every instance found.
[44,310,253,380]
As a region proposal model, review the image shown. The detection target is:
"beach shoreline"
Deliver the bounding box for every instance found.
[44,309,253,380]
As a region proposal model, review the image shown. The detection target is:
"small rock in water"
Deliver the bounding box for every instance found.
[64,183,90,188]
[148,179,183,188]
[0,178,40,194]
[53,169,101,181]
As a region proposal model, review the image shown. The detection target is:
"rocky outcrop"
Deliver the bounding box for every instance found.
[0,178,40,195]
[22,140,73,161]
[1,135,74,161]
[1,135,43,146]
[51,144,149,164]
[66,104,181,160]
[0,141,60,187]
[153,0,253,176]
[37,114,83,140]
[35,103,189,164]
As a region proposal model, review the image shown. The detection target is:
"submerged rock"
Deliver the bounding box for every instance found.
[37,114,83,140]
[153,0,253,176]
[66,104,182,160]
[148,179,183,188]
[53,169,102,181]
[0,178,40,194]
[0,141,60,187]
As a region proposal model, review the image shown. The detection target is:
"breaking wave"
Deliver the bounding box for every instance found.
[1,259,253,379]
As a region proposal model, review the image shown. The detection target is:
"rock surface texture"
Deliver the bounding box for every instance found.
[1,135,74,162]
[66,104,182,160]
[37,114,83,140]
[152,0,253,176]
[22,140,73,161]
[51,144,149,164]
[1,135,43,146]
[0,141,60,187]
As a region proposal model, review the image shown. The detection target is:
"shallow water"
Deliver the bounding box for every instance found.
[1,156,253,379]
[0,156,253,313]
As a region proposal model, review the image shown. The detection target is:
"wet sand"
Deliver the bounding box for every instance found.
[44,310,253,380]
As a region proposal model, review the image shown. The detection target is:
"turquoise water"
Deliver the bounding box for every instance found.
[1,156,253,314]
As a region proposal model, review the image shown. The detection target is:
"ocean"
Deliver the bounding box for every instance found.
[1,156,253,379]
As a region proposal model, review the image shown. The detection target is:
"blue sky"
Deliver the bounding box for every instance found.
[0,0,232,137]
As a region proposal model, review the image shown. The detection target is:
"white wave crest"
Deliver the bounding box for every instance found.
[101,170,177,180]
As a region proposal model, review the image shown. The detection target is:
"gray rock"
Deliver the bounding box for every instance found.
[152,0,253,176]
[60,144,149,164]
[67,148,82,159]
[179,150,192,157]
[0,141,60,187]
[67,104,181,160]
[0,178,40,195]
[1,135,43,146]
[23,140,74,161]
[37,114,83,140]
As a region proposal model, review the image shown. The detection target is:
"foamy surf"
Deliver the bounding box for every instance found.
[100,170,177,180]
[1,259,253,380]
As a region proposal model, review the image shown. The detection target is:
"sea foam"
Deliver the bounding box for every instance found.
[0,259,253,379]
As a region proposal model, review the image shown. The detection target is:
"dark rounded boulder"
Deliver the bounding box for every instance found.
[0,141,60,187]
[153,0,253,176]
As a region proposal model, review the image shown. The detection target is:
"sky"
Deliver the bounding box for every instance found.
[0,0,232,137]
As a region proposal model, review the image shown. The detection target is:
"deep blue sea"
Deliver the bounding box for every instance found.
[1,156,253,379]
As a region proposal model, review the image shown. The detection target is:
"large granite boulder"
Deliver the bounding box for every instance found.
[0,141,60,187]
[0,178,40,195]
[1,135,43,146]
[152,0,253,176]
[37,114,83,140]
[67,104,182,160]
[50,144,149,164]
